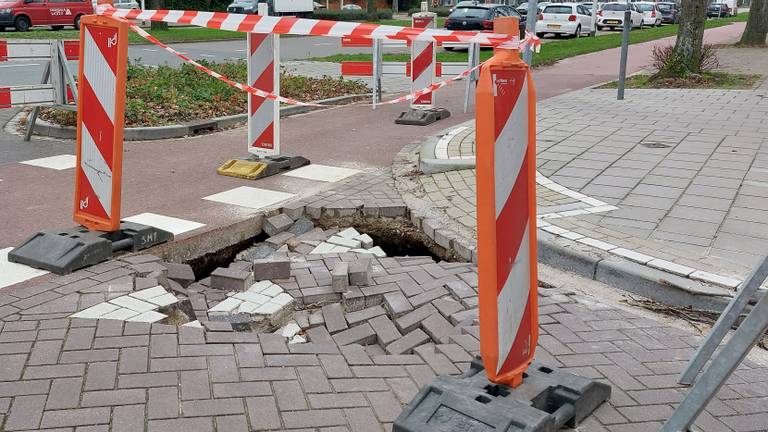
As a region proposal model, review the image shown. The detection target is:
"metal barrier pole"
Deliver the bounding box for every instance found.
[523,0,538,65]
[24,61,51,142]
[463,42,479,113]
[617,8,630,100]
[678,255,768,385]
[662,277,768,431]
[372,38,383,109]
[59,40,79,104]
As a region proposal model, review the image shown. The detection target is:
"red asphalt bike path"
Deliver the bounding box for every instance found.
[0,22,746,249]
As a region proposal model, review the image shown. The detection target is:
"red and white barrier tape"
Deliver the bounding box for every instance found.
[127,20,539,107]
[128,23,324,107]
[98,6,521,47]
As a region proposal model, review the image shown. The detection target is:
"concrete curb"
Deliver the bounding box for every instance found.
[417,121,476,175]
[32,93,372,141]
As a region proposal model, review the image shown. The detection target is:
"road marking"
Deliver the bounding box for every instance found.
[199,54,217,58]
[203,186,296,210]
[282,164,361,183]
[123,212,205,236]
[0,247,49,289]
[234,49,246,52]
[314,42,334,46]
[0,63,42,68]
[20,154,77,170]
[143,48,158,52]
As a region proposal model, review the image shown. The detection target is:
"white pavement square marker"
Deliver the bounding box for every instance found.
[19,154,77,170]
[0,247,49,289]
[203,187,296,210]
[282,164,361,183]
[123,213,205,236]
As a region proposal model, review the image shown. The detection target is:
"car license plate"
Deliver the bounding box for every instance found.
[605,20,619,24]
[547,24,561,29]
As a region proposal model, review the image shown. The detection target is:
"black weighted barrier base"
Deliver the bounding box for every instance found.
[394,357,611,432]
[9,222,173,275]
[395,107,451,126]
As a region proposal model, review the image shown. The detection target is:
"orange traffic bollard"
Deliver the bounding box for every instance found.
[475,16,538,388]
[73,15,128,232]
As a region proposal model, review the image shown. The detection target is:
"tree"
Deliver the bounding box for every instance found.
[151,0,168,31]
[367,0,377,20]
[668,0,710,75]
[740,0,768,45]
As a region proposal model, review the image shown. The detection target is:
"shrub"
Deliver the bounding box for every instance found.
[164,0,231,11]
[312,8,393,20]
[651,44,720,79]
[407,5,451,16]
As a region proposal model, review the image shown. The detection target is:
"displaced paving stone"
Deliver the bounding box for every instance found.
[210,268,254,292]
[322,303,348,334]
[383,291,413,318]
[332,262,350,293]
[342,287,366,312]
[287,218,315,235]
[354,233,374,249]
[368,315,402,346]
[349,259,373,286]
[345,305,386,326]
[264,213,294,236]
[386,329,430,355]
[396,304,438,334]
[252,258,291,281]
[332,323,376,346]
[164,263,196,288]
[421,313,457,344]
[265,231,295,248]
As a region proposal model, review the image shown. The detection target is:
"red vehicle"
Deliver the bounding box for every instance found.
[0,0,92,32]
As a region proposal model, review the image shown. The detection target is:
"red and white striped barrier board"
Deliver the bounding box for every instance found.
[0,85,56,108]
[410,12,436,108]
[476,20,538,387]
[73,16,128,232]
[0,40,79,62]
[96,6,520,47]
[341,61,469,78]
[247,32,280,156]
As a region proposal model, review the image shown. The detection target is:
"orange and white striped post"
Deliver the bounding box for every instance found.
[410,7,437,109]
[73,15,128,232]
[475,16,538,387]
[247,3,280,157]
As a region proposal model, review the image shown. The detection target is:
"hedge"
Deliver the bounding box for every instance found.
[406,6,451,16]
[312,8,394,20]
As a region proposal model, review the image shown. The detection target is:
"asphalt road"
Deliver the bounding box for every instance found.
[0,35,390,87]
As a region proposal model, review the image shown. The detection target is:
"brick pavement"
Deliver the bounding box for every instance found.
[2,246,768,430]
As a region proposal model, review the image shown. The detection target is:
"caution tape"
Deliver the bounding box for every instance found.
[127,22,325,107]
[127,20,539,108]
[98,6,520,47]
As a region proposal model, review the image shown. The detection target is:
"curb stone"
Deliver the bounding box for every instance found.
[29,93,372,141]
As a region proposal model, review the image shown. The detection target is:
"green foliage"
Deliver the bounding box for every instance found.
[599,72,760,89]
[43,61,369,127]
[312,9,393,21]
[164,0,232,11]
[407,5,451,16]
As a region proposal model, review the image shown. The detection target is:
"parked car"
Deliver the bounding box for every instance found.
[635,1,661,26]
[444,4,526,50]
[596,2,643,30]
[535,3,593,38]
[341,3,361,9]
[707,2,732,17]
[516,1,549,15]
[227,0,314,16]
[0,0,92,31]
[114,0,139,8]
[656,1,678,24]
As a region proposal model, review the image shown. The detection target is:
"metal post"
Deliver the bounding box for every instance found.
[617,7,630,100]
[372,38,382,109]
[523,0,537,65]
[661,278,768,432]
[393,0,397,13]
[59,41,79,104]
[24,61,51,142]
[590,0,598,37]
[463,42,479,113]
[678,255,768,385]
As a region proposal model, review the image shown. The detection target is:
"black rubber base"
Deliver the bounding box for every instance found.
[394,357,611,432]
[9,222,173,275]
[395,107,451,126]
[257,155,310,178]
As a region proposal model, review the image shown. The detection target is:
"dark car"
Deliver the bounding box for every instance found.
[444,4,527,36]
[656,2,679,23]
[707,3,731,17]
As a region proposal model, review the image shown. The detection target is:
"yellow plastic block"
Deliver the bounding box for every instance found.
[217,159,268,180]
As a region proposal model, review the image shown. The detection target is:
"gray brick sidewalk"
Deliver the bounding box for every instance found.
[2,246,768,431]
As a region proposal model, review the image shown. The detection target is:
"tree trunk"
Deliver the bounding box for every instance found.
[673,0,709,73]
[740,0,768,45]
[150,0,168,31]
[367,0,377,20]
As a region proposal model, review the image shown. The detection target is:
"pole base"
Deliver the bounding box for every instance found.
[8,222,173,275]
[393,357,611,432]
[395,107,451,126]
[217,155,310,180]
